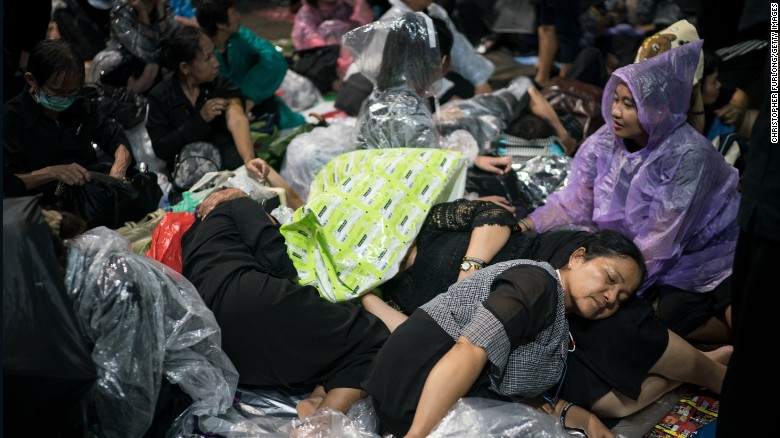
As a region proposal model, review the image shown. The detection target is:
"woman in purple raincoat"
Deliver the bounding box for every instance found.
[519,40,739,345]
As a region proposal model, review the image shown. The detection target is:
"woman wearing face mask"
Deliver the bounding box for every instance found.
[3,39,133,206]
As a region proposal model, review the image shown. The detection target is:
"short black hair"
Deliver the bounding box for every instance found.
[703,51,720,77]
[430,16,452,60]
[27,39,85,88]
[375,12,453,92]
[579,229,648,285]
[160,25,210,72]
[196,0,236,36]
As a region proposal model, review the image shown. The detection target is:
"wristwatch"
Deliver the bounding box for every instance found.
[460,260,483,272]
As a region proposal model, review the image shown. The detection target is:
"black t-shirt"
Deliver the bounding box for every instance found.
[146,75,245,172]
[3,89,129,203]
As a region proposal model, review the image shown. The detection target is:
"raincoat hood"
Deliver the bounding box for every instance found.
[530,39,739,294]
[343,11,443,95]
[603,40,702,152]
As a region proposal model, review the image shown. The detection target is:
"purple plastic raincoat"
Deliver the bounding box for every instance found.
[291,0,372,50]
[529,41,740,295]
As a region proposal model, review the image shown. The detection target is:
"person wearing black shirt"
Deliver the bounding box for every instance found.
[3,39,132,205]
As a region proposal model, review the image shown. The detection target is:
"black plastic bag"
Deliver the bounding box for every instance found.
[53,0,107,61]
[465,166,524,207]
[3,196,97,435]
[80,82,148,129]
[291,44,341,94]
[335,72,374,116]
[56,170,162,229]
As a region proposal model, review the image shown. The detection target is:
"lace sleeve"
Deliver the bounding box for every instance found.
[426,199,521,232]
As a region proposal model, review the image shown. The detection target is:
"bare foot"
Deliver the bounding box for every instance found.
[296,385,326,419]
[703,345,733,366]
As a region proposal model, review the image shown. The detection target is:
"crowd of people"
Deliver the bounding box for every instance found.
[3,0,772,437]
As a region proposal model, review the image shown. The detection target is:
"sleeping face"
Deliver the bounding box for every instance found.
[562,248,643,320]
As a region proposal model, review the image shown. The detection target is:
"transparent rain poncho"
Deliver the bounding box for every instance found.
[383,0,494,88]
[88,0,177,82]
[64,227,239,437]
[436,76,533,148]
[529,41,740,295]
[345,12,445,149]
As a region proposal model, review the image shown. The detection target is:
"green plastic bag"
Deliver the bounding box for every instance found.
[281,148,467,302]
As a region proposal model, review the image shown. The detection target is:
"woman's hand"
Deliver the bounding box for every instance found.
[715,103,745,125]
[474,155,513,175]
[48,163,91,186]
[200,98,230,123]
[583,413,616,438]
[245,158,270,180]
[196,188,248,219]
[475,195,513,212]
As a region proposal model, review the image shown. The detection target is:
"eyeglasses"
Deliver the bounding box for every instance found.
[39,87,80,104]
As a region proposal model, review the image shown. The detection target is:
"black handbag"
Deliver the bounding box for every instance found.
[56,169,162,230]
[291,44,341,94]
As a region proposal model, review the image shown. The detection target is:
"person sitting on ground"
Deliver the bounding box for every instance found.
[146,25,304,208]
[4,38,133,206]
[362,198,730,437]
[596,0,683,70]
[360,224,647,438]
[699,51,757,141]
[180,188,390,419]
[346,12,513,176]
[196,0,306,130]
[90,0,178,95]
[519,41,739,345]
[291,0,373,81]
[381,0,494,98]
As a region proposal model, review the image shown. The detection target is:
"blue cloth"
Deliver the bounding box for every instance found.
[706,116,735,142]
[169,0,196,18]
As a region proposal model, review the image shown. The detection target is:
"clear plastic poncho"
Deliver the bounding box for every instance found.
[345,12,444,149]
[65,227,239,437]
[436,76,533,147]
[383,0,494,87]
[529,41,740,295]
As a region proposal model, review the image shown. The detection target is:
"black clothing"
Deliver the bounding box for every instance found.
[365,310,496,437]
[146,76,246,173]
[3,0,51,102]
[181,197,389,390]
[3,89,129,204]
[654,278,732,336]
[383,199,668,408]
[366,263,566,438]
[718,57,779,436]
